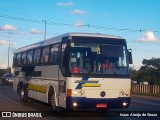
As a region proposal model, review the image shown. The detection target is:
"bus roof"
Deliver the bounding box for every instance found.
[14,32,125,54]
[60,32,124,39]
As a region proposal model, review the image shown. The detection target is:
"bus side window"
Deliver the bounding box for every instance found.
[13,54,16,67]
[27,50,33,64]
[41,46,49,63]
[16,53,21,66]
[50,44,59,63]
[33,49,40,64]
[61,42,67,74]
[21,52,27,65]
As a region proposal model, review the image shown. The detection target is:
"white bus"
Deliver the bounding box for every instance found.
[13,33,133,112]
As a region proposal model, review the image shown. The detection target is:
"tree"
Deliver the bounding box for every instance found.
[138,58,160,85]
[142,58,160,70]
[130,67,138,80]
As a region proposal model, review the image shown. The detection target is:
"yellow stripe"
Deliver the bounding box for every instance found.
[28,84,46,93]
[82,84,101,87]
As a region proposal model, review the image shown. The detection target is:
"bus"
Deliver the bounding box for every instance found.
[13,32,133,112]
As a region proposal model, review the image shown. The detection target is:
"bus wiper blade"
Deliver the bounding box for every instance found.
[111,69,118,77]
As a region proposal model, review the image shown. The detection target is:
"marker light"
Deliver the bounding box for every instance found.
[123,102,128,106]
[73,102,77,107]
[67,89,72,97]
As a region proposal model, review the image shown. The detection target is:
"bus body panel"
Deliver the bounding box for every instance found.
[65,77,131,109]
[66,77,130,98]
[66,97,130,110]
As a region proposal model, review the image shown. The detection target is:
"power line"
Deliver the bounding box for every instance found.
[0,13,160,54]
[0,14,43,24]
[0,8,71,23]
[1,13,160,34]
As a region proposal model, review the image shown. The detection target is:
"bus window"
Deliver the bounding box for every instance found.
[13,54,16,67]
[69,43,98,74]
[50,44,59,63]
[33,49,40,64]
[16,53,21,66]
[41,46,49,63]
[21,52,27,65]
[69,42,128,75]
[61,43,67,74]
[101,45,127,69]
[27,50,33,64]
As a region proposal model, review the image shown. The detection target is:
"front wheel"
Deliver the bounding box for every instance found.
[50,93,57,112]
[19,86,29,103]
[48,88,58,112]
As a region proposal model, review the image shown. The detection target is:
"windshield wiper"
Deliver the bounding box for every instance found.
[111,69,119,77]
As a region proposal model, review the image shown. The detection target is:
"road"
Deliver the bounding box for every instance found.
[0,85,160,120]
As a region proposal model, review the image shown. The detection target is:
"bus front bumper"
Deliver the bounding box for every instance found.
[66,97,131,110]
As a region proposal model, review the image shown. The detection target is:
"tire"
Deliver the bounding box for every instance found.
[19,85,29,103]
[48,88,57,112]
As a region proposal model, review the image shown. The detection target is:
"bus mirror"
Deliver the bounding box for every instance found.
[128,49,133,64]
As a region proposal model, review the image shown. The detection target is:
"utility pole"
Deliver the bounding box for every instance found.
[43,20,47,40]
[8,40,10,73]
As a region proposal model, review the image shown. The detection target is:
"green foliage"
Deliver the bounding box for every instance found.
[142,58,160,70]
[131,57,160,85]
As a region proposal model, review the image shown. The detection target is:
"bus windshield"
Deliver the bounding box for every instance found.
[69,42,128,75]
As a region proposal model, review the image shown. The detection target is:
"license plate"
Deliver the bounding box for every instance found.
[96,104,107,108]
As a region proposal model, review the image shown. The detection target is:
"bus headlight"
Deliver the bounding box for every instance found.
[73,91,78,96]
[120,90,125,96]
[72,90,85,97]
[119,90,130,97]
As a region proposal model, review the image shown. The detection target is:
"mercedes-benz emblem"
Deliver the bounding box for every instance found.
[100,91,106,97]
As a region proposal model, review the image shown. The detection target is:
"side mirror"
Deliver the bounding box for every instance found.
[128,49,133,64]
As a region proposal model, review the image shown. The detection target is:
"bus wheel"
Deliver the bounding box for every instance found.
[19,86,29,103]
[50,93,57,112]
[49,89,57,112]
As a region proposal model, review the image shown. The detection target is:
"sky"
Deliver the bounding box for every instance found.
[0,0,160,70]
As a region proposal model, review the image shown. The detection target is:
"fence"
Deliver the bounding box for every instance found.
[131,84,160,95]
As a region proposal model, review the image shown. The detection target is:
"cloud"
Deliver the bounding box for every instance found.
[74,21,84,27]
[138,31,158,42]
[71,9,87,14]
[0,24,17,31]
[0,40,16,45]
[0,40,9,45]
[0,64,7,69]
[30,29,43,34]
[57,2,73,6]
[17,31,28,35]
